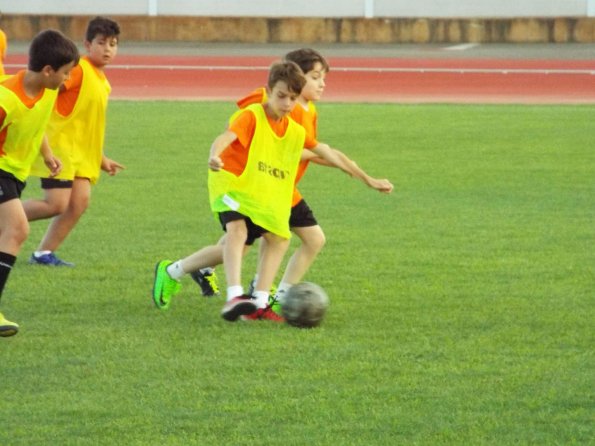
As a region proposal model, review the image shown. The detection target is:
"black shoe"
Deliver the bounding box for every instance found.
[190,268,220,297]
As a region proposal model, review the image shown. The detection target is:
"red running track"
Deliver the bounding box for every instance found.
[5,54,595,103]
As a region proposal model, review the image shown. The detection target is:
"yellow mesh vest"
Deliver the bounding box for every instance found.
[30,57,111,183]
[0,83,58,181]
[209,103,305,238]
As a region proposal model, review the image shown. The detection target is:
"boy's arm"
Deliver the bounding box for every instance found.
[39,135,62,177]
[209,130,238,171]
[309,144,394,194]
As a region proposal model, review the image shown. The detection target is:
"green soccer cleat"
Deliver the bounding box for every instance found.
[0,312,19,337]
[152,260,181,310]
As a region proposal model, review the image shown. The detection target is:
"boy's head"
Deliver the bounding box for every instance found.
[265,61,306,119]
[284,48,330,75]
[85,17,120,68]
[86,16,120,43]
[28,29,79,73]
[267,61,305,96]
[284,48,329,103]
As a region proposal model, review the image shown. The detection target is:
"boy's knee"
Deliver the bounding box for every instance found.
[11,222,30,246]
[49,201,68,216]
[310,234,326,254]
[303,229,326,252]
[316,233,326,250]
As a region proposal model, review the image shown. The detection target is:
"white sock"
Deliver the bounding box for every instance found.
[252,290,269,308]
[200,267,214,274]
[227,285,244,301]
[166,261,184,280]
[34,250,52,257]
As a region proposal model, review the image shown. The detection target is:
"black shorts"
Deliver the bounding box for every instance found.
[0,170,26,204]
[290,199,318,228]
[41,178,73,189]
[218,211,267,246]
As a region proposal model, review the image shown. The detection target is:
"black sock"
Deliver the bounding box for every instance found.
[0,252,17,300]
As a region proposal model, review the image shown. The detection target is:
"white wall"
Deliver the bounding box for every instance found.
[1,0,592,17]
[374,0,590,18]
[0,0,151,16]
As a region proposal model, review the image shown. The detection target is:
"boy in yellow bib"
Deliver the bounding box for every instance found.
[24,17,124,267]
[0,30,79,337]
[0,26,7,77]
[153,61,307,322]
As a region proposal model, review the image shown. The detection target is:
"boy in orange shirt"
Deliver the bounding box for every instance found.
[152,49,392,321]
[189,48,393,310]
[0,30,79,336]
[153,61,308,322]
[24,16,124,267]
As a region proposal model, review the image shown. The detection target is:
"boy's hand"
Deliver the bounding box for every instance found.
[44,156,63,177]
[367,177,394,194]
[209,156,223,171]
[102,156,125,176]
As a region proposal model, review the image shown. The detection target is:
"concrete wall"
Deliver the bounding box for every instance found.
[2,0,594,18]
[2,15,595,43]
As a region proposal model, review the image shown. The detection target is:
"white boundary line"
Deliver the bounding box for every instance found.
[5,63,595,75]
[444,43,480,51]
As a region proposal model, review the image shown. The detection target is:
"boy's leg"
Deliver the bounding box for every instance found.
[222,219,247,295]
[262,200,324,306]
[155,243,226,305]
[241,232,289,322]
[254,232,290,304]
[0,248,19,336]
[34,177,91,260]
[188,235,226,297]
[22,183,71,221]
[277,224,325,299]
[220,217,257,321]
[0,199,29,256]
[0,198,30,337]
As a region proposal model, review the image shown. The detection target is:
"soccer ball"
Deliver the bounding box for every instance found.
[282,282,329,328]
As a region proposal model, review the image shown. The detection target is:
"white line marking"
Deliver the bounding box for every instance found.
[444,43,480,51]
[4,63,595,75]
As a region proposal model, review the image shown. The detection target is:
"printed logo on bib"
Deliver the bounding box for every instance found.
[257,161,290,180]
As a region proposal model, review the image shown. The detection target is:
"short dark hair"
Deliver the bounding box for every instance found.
[28,29,80,72]
[284,48,330,74]
[267,61,306,96]
[86,16,120,42]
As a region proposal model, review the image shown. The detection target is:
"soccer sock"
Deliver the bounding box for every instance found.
[34,250,51,258]
[0,252,17,300]
[277,282,292,294]
[252,290,269,308]
[166,261,185,280]
[275,283,292,304]
[200,267,214,274]
[226,285,244,301]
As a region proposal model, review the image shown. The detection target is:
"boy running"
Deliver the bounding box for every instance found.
[24,16,124,266]
[153,61,308,321]
[191,48,394,309]
[152,50,392,320]
[0,29,79,336]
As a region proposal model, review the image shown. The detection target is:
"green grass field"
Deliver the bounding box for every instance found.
[1,102,593,445]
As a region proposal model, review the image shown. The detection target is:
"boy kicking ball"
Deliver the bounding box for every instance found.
[153,61,307,322]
